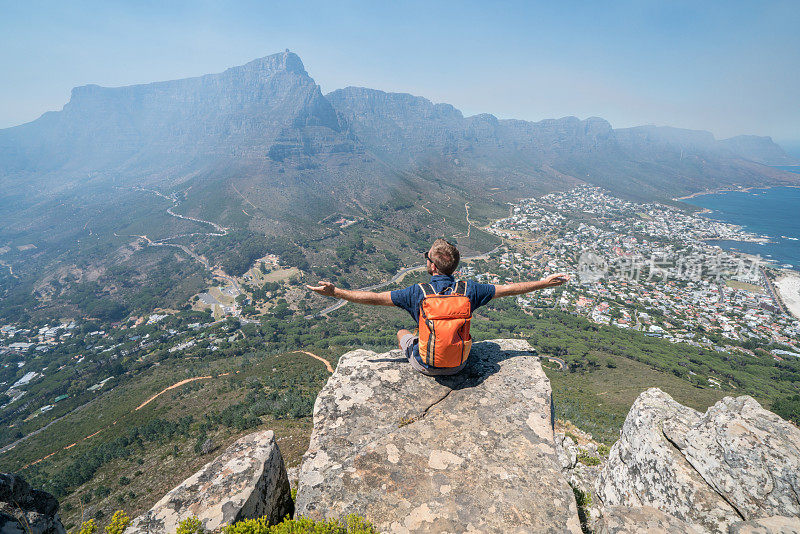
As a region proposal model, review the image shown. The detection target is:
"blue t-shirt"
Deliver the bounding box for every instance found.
[390,274,496,324]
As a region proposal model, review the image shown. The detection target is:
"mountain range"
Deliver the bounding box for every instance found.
[2,50,797,206]
[0,50,798,319]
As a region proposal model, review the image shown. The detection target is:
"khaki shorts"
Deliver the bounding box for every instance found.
[399,333,467,376]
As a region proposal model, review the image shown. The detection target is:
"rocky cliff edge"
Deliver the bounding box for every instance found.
[295,339,583,533]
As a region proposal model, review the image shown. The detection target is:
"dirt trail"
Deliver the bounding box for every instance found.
[293,350,334,373]
[136,375,216,411]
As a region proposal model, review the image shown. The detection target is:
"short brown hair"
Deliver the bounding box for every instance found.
[430,239,460,275]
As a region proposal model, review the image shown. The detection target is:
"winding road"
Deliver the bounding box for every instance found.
[121,188,240,291]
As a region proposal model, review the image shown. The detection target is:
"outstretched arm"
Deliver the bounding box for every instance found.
[306,281,394,306]
[493,273,570,299]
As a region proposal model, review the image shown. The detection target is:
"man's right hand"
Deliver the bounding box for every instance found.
[306,281,336,297]
[542,272,570,287]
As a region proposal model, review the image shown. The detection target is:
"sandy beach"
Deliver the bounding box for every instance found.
[775,271,800,320]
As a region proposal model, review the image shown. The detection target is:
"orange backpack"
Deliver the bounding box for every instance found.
[417,281,472,368]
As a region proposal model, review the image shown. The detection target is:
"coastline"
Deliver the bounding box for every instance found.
[673,184,800,202]
[774,271,800,320]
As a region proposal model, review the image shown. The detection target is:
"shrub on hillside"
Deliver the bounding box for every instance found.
[222,514,378,534]
[176,516,204,534]
[72,510,130,534]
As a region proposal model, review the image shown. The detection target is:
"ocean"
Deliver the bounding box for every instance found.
[683,183,800,272]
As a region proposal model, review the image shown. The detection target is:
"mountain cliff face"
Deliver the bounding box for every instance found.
[0,52,342,182]
[327,86,797,201]
[718,135,797,165]
[328,86,618,164]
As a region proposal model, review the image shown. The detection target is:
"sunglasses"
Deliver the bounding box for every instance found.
[424,251,441,270]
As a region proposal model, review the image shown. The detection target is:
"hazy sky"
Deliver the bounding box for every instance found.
[1,1,798,143]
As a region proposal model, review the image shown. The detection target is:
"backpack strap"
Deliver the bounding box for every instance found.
[418,283,436,297]
[453,280,467,296]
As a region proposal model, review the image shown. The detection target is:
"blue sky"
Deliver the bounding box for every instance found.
[1,1,798,145]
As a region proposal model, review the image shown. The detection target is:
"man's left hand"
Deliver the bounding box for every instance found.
[307,281,336,297]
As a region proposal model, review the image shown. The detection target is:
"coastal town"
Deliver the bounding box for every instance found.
[474,185,800,359]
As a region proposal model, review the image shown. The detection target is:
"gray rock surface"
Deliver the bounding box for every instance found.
[295,339,582,533]
[728,516,800,534]
[676,396,800,520]
[0,473,66,534]
[128,430,292,534]
[595,388,800,534]
[594,506,704,534]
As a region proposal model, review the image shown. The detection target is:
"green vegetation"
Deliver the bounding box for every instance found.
[576,452,601,466]
[103,510,131,534]
[571,485,592,534]
[223,515,378,534]
[772,394,800,425]
[176,516,204,534]
[73,510,130,534]
[42,417,194,497]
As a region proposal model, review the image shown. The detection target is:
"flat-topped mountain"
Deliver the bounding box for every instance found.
[0,52,351,190]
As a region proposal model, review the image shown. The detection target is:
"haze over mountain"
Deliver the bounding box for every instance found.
[0,50,798,320]
[2,51,796,200]
[2,49,796,199]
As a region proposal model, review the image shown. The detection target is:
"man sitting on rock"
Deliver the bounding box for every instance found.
[307,239,569,376]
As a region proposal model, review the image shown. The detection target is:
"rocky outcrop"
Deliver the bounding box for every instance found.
[128,430,292,534]
[0,473,66,534]
[295,339,582,533]
[594,388,800,533]
[594,506,703,534]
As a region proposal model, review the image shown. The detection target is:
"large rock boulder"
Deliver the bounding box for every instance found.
[595,388,800,534]
[295,339,582,533]
[0,473,66,534]
[128,430,292,534]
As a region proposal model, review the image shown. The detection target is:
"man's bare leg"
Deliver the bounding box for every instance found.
[397,329,412,350]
